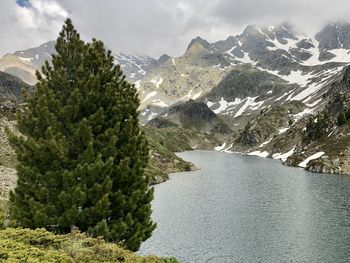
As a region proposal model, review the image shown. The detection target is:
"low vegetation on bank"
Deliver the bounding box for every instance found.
[0,227,179,263]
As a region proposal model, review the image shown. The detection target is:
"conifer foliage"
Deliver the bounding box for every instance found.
[8,19,155,251]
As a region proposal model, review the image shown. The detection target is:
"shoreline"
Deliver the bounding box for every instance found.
[172,149,345,180]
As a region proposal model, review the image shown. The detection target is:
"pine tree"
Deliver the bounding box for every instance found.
[8,18,155,251]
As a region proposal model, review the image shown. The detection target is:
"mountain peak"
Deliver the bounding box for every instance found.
[242,25,260,35]
[186,36,211,51]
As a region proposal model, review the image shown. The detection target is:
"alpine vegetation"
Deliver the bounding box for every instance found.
[7,19,155,251]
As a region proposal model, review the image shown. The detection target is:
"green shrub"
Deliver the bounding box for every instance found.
[0,228,179,263]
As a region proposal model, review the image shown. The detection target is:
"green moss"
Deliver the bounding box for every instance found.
[0,228,180,263]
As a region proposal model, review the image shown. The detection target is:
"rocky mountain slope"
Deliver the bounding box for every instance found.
[283,67,350,174]
[147,99,230,134]
[211,65,350,176]
[0,71,32,102]
[0,73,31,197]
[0,41,155,85]
[135,22,350,125]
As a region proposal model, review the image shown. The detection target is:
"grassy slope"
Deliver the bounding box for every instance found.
[0,228,179,263]
[144,126,194,184]
[144,126,220,183]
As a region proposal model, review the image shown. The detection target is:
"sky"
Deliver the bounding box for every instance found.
[2,0,350,58]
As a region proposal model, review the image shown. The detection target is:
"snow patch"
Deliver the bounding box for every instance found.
[192,90,202,100]
[302,38,350,66]
[142,91,158,103]
[293,108,315,121]
[147,112,158,121]
[247,151,269,158]
[258,138,272,148]
[206,101,214,107]
[223,143,234,153]
[234,97,258,117]
[180,90,193,101]
[212,97,242,114]
[267,37,299,53]
[305,98,322,108]
[298,152,325,168]
[275,92,290,102]
[150,77,163,89]
[151,99,168,108]
[239,51,256,64]
[278,127,289,134]
[18,56,33,63]
[273,146,295,162]
[291,81,323,101]
[215,142,227,151]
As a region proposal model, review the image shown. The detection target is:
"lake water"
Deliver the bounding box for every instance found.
[140,150,350,263]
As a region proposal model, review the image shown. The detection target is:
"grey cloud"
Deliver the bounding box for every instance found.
[1,0,350,58]
[212,0,350,34]
[0,0,66,56]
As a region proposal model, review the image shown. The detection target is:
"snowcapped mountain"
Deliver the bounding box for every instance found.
[138,36,234,121]
[138,22,350,122]
[114,53,156,83]
[0,41,156,86]
[2,22,350,129]
[0,41,56,85]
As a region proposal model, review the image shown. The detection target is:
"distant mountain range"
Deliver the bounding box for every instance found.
[2,22,350,175]
[0,41,155,85]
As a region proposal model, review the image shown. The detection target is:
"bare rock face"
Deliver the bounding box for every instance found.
[316,22,350,51]
[0,166,16,198]
[0,71,33,101]
[0,118,18,198]
[138,39,231,109]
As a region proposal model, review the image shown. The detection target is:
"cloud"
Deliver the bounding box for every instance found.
[0,0,67,56]
[212,0,350,34]
[2,0,350,58]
